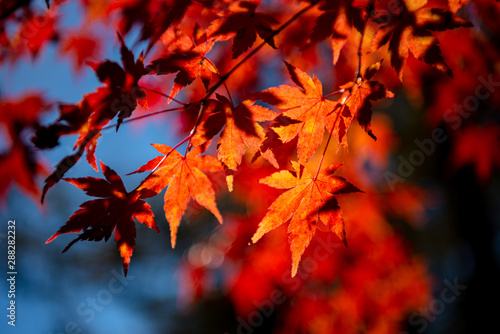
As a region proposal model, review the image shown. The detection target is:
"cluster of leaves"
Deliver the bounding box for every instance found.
[2,0,500,330]
[176,115,434,333]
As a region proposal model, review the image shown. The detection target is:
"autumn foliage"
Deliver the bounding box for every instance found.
[2,0,500,332]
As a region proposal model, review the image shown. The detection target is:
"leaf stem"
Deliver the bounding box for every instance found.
[314,96,350,180]
[185,100,205,155]
[139,86,187,106]
[324,89,345,99]
[355,0,374,80]
[355,27,365,80]
[222,79,234,107]
[134,133,193,189]
[102,106,184,131]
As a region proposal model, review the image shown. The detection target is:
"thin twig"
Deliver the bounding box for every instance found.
[102,106,184,131]
[139,86,187,106]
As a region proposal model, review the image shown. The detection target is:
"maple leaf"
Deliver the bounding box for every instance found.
[0,141,47,204]
[132,144,223,248]
[0,94,50,203]
[16,11,58,57]
[46,161,159,276]
[40,130,101,203]
[191,94,278,190]
[103,0,193,54]
[147,26,217,102]
[38,35,148,201]
[142,0,193,54]
[338,61,395,142]
[87,33,148,130]
[310,0,365,64]
[370,0,472,80]
[61,30,102,71]
[251,61,352,164]
[251,162,361,277]
[0,93,51,141]
[43,33,146,142]
[211,1,278,59]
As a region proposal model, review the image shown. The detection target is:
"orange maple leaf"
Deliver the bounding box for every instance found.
[252,61,352,164]
[147,26,218,102]
[191,94,278,190]
[132,144,223,247]
[251,162,361,277]
[46,161,159,276]
[370,0,471,80]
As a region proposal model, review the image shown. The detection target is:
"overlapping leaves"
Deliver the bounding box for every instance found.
[21,0,480,281]
[370,0,472,80]
[191,94,278,190]
[35,35,148,202]
[252,61,351,164]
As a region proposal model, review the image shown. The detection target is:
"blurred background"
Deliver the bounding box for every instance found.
[1,0,500,333]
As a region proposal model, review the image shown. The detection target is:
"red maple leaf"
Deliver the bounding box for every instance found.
[132,143,223,247]
[86,33,148,130]
[60,29,102,71]
[17,11,58,57]
[142,0,193,54]
[310,0,365,64]
[0,141,47,204]
[1,93,51,141]
[211,1,278,59]
[370,0,471,80]
[251,162,361,277]
[0,94,50,203]
[46,161,159,276]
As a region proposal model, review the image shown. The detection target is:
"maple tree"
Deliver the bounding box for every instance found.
[2,0,500,332]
